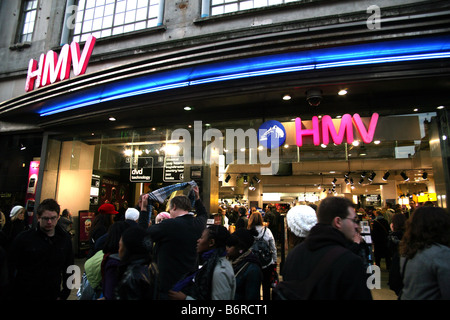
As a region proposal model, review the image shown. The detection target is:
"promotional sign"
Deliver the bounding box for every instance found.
[25,160,40,225]
[130,157,154,182]
[163,156,185,182]
[78,210,95,256]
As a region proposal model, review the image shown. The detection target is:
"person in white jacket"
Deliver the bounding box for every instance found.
[248,211,277,300]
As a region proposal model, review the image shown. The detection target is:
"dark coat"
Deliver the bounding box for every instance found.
[115,259,156,300]
[7,224,74,300]
[232,252,262,300]
[146,199,208,298]
[281,223,372,300]
[371,217,390,256]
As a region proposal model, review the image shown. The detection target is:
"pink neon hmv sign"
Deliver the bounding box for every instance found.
[25,35,96,92]
[294,113,379,146]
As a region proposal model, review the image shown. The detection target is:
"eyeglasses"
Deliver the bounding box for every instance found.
[343,217,360,224]
[40,216,59,222]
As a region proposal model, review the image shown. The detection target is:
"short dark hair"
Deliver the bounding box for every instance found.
[169,195,192,211]
[317,196,355,224]
[238,206,247,216]
[205,225,230,249]
[37,198,60,216]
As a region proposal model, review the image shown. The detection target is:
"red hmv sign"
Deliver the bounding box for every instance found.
[25,35,96,92]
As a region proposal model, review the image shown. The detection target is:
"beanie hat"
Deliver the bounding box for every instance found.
[10,205,24,218]
[287,205,317,238]
[125,208,140,221]
[98,203,118,215]
[155,212,170,223]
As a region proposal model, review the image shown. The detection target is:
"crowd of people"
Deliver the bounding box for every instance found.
[0,185,449,300]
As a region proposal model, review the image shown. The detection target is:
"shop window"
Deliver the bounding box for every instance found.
[209,0,300,16]
[72,0,163,43]
[16,0,39,43]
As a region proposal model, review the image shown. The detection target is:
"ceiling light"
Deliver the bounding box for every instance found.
[422,171,428,180]
[20,144,26,151]
[243,174,248,184]
[374,140,381,145]
[184,106,192,111]
[401,171,410,181]
[382,171,390,181]
[352,140,360,146]
[283,94,291,100]
[225,174,231,183]
[437,106,444,109]
[108,117,116,121]
[368,172,377,182]
[332,177,337,185]
[359,177,364,184]
[361,171,366,178]
[338,89,348,96]
[413,108,419,112]
[252,176,261,183]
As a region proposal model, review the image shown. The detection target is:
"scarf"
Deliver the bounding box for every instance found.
[144,180,198,225]
[171,248,226,300]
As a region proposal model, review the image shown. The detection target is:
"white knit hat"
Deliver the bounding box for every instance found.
[10,205,24,218]
[125,208,140,221]
[286,205,317,238]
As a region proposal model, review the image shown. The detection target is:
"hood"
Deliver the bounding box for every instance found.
[305,223,352,251]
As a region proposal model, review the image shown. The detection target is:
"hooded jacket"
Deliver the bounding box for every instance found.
[281,223,372,300]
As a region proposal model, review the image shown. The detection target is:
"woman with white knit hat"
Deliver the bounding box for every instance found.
[4,205,27,244]
[286,204,318,249]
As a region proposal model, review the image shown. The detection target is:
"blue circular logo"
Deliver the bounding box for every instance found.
[258,120,286,149]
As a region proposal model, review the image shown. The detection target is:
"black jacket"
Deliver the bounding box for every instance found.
[145,199,208,298]
[281,223,372,300]
[115,259,157,300]
[7,224,74,300]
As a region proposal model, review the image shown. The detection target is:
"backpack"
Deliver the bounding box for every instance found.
[251,227,273,268]
[273,246,346,300]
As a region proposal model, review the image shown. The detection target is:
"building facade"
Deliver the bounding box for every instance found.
[0,0,449,252]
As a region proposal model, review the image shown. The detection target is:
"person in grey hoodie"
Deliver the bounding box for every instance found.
[399,205,450,300]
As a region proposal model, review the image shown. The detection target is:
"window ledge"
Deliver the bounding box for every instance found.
[9,42,32,51]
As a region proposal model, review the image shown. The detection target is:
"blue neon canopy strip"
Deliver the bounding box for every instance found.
[38,35,450,116]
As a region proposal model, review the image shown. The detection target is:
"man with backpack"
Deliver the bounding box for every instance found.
[276,197,372,300]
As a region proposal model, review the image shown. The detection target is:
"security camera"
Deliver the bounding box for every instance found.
[306,88,323,106]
